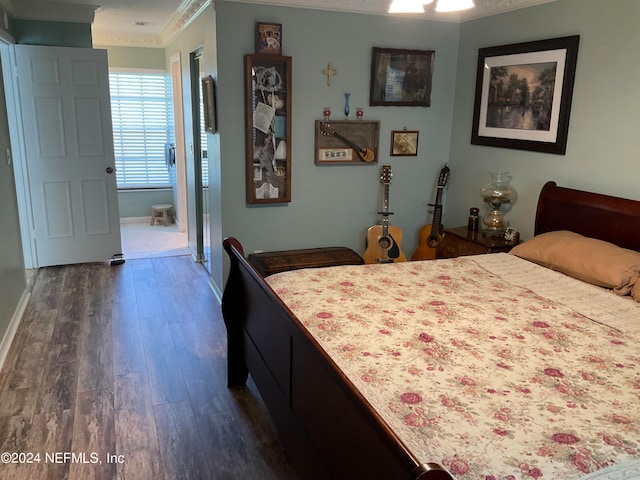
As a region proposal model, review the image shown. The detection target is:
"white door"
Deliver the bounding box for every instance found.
[15,45,121,266]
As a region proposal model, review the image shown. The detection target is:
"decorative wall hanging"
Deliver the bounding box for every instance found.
[315,120,379,165]
[201,75,216,133]
[370,47,435,106]
[390,129,419,156]
[245,54,292,203]
[322,63,337,86]
[471,35,580,155]
[255,22,282,55]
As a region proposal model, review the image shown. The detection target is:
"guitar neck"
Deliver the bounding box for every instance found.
[381,182,391,236]
[431,186,444,228]
[333,131,362,152]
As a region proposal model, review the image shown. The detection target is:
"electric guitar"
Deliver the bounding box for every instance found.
[363,165,407,264]
[411,165,451,261]
[319,122,375,163]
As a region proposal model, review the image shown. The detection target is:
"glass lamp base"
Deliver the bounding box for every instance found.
[483,210,508,236]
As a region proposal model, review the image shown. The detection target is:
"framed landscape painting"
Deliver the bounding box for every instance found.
[471,36,580,154]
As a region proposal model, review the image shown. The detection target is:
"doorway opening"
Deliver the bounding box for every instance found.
[111,65,189,260]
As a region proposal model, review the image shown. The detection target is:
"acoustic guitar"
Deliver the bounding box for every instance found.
[319,122,375,163]
[411,165,451,261]
[363,165,407,264]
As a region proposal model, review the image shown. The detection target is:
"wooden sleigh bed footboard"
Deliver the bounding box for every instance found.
[222,237,453,480]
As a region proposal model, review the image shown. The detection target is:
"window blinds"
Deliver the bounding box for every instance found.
[109,71,174,188]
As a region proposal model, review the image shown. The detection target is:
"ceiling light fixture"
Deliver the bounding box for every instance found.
[434,0,475,12]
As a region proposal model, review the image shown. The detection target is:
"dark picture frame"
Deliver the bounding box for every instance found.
[370,47,435,107]
[471,35,580,155]
[201,75,216,133]
[390,130,419,156]
[255,22,282,55]
[245,54,292,204]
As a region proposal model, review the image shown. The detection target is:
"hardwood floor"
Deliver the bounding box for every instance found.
[0,256,300,480]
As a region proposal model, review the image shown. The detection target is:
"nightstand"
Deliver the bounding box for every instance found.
[436,226,518,259]
[248,246,364,277]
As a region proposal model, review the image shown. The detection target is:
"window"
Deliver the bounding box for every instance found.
[109,70,174,188]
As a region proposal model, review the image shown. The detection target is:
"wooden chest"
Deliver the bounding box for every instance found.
[248,246,364,277]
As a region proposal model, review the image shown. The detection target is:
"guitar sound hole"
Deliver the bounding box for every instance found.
[427,236,439,248]
[378,237,391,249]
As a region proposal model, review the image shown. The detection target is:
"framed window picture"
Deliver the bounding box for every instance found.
[255,22,282,55]
[471,35,580,155]
[390,130,419,156]
[370,47,435,107]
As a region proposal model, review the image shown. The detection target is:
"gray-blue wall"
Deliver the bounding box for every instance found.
[0,50,26,354]
[447,0,640,239]
[216,1,461,261]
[12,19,92,47]
[213,0,640,284]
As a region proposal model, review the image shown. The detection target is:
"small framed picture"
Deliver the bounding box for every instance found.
[390,130,419,156]
[255,22,282,55]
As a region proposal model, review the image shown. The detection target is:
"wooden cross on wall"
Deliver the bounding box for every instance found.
[322,63,337,86]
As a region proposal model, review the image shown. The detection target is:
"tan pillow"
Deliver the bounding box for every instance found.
[510,230,640,301]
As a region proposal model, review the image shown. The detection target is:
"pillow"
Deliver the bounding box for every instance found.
[510,230,640,301]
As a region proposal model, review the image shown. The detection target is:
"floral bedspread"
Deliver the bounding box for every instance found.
[266,255,640,479]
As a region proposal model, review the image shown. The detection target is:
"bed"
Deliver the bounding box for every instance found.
[221,181,640,479]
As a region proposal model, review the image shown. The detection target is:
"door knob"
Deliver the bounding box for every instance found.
[106,167,114,174]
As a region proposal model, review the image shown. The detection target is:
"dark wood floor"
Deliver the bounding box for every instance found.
[0,256,300,480]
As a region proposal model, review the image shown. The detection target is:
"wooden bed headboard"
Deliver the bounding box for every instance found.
[535,181,640,251]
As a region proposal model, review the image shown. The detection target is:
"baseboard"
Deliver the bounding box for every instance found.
[208,277,222,303]
[120,216,151,224]
[0,289,30,371]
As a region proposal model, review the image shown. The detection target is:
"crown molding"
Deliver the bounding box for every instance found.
[160,0,211,46]
[459,0,556,21]
[5,0,556,48]
[91,31,165,48]
[222,0,556,22]
[93,0,211,48]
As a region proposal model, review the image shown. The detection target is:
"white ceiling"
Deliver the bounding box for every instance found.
[0,0,555,47]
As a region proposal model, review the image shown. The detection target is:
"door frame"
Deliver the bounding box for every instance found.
[189,48,206,265]
[1,40,37,268]
[170,52,188,234]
